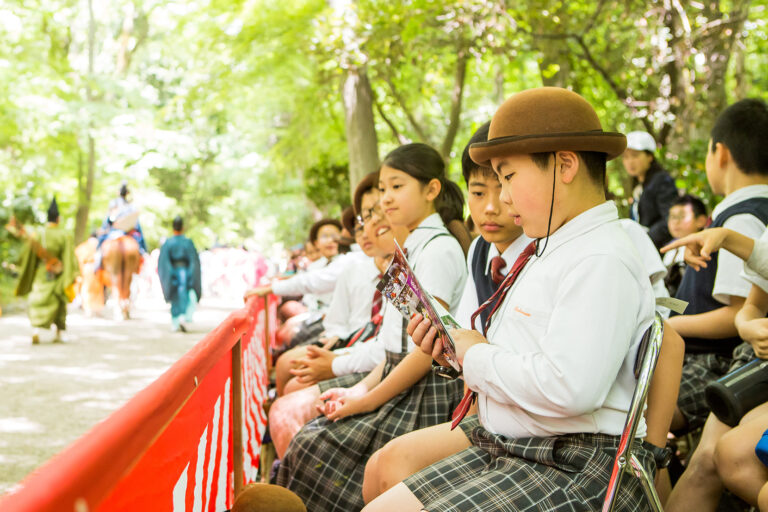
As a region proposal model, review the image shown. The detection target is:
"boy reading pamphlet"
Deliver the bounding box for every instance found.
[364,87,662,512]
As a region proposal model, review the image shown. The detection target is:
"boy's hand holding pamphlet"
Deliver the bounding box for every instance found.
[376,241,462,374]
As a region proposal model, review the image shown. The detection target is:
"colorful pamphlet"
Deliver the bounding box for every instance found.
[376,241,462,372]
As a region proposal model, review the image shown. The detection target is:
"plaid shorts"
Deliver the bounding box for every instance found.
[405,428,656,512]
[677,342,755,430]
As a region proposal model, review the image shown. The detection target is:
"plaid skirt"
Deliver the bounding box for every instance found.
[406,428,657,512]
[677,342,755,430]
[317,372,367,393]
[276,351,464,511]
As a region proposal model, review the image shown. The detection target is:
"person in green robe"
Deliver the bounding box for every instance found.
[158,216,201,332]
[15,198,78,344]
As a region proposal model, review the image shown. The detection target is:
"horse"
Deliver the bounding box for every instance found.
[101,235,141,319]
[74,237,111,316]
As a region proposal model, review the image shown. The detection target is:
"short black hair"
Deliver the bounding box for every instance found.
[711,98,768,176]
[309,218,342,243]
[461,122,493,185]
[173,215,183,231]
[671,194,707,218]
[530,151,607,184]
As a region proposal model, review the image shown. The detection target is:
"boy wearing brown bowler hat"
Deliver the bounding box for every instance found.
[364,87,660,511]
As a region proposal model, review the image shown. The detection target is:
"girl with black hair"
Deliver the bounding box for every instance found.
[276,143,467,511]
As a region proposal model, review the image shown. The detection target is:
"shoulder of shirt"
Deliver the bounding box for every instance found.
[545,221,645,272]
[418,232,464,259]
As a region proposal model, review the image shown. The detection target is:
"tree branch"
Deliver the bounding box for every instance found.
[374,97,409,145]
[383,74,433,145]
[440,46,469,159]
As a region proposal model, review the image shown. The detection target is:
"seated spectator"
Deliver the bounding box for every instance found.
[663,194,708,296]
[663,223,768,510]
[623,130,679,249]
[366,87,658,512]
[275,143,467,512]
[274,173,390,396]
[659,98,768,512]
[361,121,533,503]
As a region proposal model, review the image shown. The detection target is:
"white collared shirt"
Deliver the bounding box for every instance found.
[331,214,467,375]
[455,234,532,329]
[272,251,369,312]
[744,227,768,292]
[462,201,655,439]
[711,185,768,304]
[323,256,380,339]
[619,219,670,317]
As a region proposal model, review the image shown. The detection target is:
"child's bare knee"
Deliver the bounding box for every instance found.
[363,449,383,504]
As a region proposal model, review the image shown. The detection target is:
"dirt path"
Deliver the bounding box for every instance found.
[0,296,241,494]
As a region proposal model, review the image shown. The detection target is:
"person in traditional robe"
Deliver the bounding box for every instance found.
[15,197,78,344]
[158,215,201,332]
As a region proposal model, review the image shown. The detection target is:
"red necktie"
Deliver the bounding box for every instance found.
[452,241,537,430]
[371,274,383,320]
[490,256,507,284]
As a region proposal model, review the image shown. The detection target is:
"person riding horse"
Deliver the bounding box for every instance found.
[97,182,147,256]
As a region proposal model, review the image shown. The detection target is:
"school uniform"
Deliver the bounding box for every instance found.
[273,250,368,312]
[276,214,467,512]
[405,201,658,511]
[674,185,768,430]
[322,255,379,339]
[455,234,532,328]
[313,258,385,392]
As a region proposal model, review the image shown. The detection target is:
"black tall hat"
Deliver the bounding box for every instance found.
[47,197,60,222]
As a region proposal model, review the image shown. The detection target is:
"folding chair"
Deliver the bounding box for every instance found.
[602,312,665,512]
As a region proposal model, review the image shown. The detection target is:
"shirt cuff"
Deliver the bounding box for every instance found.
[271,278,296,297]
[462,342,497,393]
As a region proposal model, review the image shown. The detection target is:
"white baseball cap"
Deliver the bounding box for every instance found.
[625,131,657,152]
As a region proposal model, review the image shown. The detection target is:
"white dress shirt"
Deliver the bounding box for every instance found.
[272,250,368,312]
[323,256,380,339]
[744,227,768,292]
[619,219,671,317]
[455,234,532,329]
[462,201,655,439]
[711,185,768,304]
[331,214,467,375]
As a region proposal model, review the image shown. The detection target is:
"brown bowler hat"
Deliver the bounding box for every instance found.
[469,87,626,165]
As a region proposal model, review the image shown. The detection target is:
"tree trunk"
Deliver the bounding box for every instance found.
[74,0,96,244]
[342,67,379,200]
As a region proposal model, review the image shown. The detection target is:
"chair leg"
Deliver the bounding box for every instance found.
[630,454,663,512]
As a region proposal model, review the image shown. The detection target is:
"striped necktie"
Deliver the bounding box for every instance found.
[452,241,537,430]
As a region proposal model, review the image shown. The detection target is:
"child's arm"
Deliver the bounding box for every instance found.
[736,285,768,359]
[661,228,755,270]
[324,349,433,421]
[644,323,685,448]
[666,296,746,339]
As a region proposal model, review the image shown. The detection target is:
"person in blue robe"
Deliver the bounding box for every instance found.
[158,216,201,332]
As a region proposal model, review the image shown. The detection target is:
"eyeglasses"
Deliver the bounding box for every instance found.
[356,204,383,226]
[317,234,339,242]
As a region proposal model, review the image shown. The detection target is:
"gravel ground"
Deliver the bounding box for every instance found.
[0,295,240,494]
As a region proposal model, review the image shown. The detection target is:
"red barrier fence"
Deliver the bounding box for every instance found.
[0,295,278,512]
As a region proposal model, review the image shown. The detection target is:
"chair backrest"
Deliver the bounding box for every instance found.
[602,311,664,512]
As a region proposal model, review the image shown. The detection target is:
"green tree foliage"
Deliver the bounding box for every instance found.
[1,0,767,288]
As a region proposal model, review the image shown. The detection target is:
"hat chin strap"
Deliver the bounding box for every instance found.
[534,152,556,258]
